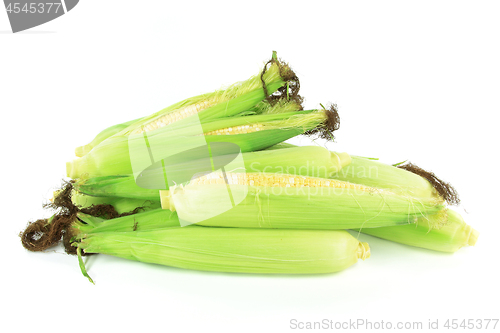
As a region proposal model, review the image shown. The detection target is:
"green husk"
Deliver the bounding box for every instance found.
[72,146,351,199]
[73,222,370,275]
[75,208,178,233]
[266,145,441,203]
[264,142,297,150]
[242,146,351,176]
[71,190,160,215]
[357,209,479,253]
[73,176,162,201]
[331,156,440,200]
[118,59,288,136]
[66,109,331,179]
[74,117,142,157]
[160,177,445,229]
[67,53,302,179]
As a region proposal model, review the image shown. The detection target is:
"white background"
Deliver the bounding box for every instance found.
[1,1,499,332]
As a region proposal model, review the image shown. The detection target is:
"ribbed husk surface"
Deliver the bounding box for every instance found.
[331,156,439,200]
[357,209,479,253]
[160,181,444,229]
[75,222,369,274]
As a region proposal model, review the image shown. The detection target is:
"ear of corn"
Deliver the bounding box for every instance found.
[67,52,300,178]
[357,209,479,253]
[116,59,288,136]
[66,109,332,179]
[72,146,351,199]
[73,89,219,158]
[73,222,370,274]
[159,172,444,229]
[201,109,324,152]
[21,52,479,284]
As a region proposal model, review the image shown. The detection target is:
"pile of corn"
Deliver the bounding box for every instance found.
[21,52,478,283]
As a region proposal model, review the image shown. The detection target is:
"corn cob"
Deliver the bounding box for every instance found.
[72,89,240,158]
[357,209,479,253]
[72,216,370,278]
[66,50,309,177]
[66,108,334,179]
[159,171,444,229]
[72,146,351,199]
[76,52,291,152]
[119,54,295,136]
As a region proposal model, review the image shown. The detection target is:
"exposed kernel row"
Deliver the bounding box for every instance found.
[205,124,265,136]
[189,172,372,191]
[132,100,214,134]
